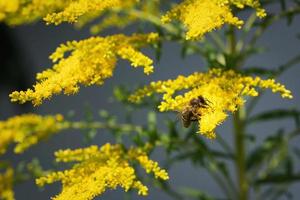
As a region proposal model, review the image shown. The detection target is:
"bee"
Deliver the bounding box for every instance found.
[179,96,210,128]
[189,95,210,108]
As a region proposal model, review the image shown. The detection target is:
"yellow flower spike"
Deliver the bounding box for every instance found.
[129,69,292,138]
[0,0,158,35]
[43,0,120,25]
[9,33,159,106]
[0,0,70,25]
[128,147,169,180]
[36,144,168,200]
[0,0,124,25]
[0,165,14,200]
[229,0,267,18]
[162,0,266,40]
[117,46,154,75]
[0,114,65,155]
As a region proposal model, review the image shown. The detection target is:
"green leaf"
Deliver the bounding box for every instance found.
[255,173,300,184]
[113,86,128,102]
[147,111,159,142]
[246,130,286,170]
[242,67,276,76]
[247,109,300,127]
[181,40,199,58]
[216,161,230,178]
[83,104,97,143]
[153,26,163,61]
[165,120,180,153]
[179,187,216,200]
[147,111,157,130]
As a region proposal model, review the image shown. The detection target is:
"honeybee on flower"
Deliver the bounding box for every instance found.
[179,95,211,128]
[129,69,292,139]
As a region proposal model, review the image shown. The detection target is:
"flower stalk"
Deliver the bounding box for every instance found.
[233,107,249,200]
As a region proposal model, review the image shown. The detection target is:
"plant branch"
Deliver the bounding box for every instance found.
[233,107,249,200]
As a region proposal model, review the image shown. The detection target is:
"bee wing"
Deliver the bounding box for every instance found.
[175,110,181,123]
[174,110,190,127]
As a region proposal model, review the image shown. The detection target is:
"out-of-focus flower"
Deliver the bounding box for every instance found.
[0,0,69,25]
[0,165,14,200]
[0,0,160,35]
[0,114,65,154]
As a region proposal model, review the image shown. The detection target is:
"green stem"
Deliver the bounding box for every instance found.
[233,107,249,200]
[228,24,249,200]
[209,31,226,51]
[128,9,180,34]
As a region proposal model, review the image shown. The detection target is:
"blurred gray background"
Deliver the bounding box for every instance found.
[0,3,299,200]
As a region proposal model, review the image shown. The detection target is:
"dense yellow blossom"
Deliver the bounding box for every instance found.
[43,0,120,25]
[9,33,158,106]
[0,166,14,200]
[0,0,70,25]
[0,0,132,26]
[0,0,18,21]
[0,0,159,34]
[36,144,168,200]
[0,114,65,154]
[162,0,266,40]
[129,69,292,138]
[45,0,160,31]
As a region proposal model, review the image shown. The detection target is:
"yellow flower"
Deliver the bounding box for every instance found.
[0,0,159,35]
[162,0,266,40]
[129,69,292,138]
[0,114,65,154]
[229,0,267,18]
[9,33,159,106]
[0,165,14,200]
[43,0,120,25]
[0,0,19,21]
[36,144,168,200]
[0,0,69,25]
[50,0,141,29]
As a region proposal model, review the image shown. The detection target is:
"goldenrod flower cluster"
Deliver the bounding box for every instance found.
[0,0,135,26]
[36,144,169,200]
[0,0,159,34]
[129,69,292,138]
[43,0,133,25]
[162,0,266,40]
[0,0,18,21]
[9,33,158,106]
[0,0,69,25]
[0,114,64,154]
[0,166,14,200]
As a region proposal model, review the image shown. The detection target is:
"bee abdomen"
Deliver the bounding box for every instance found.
[182,119,191,128]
